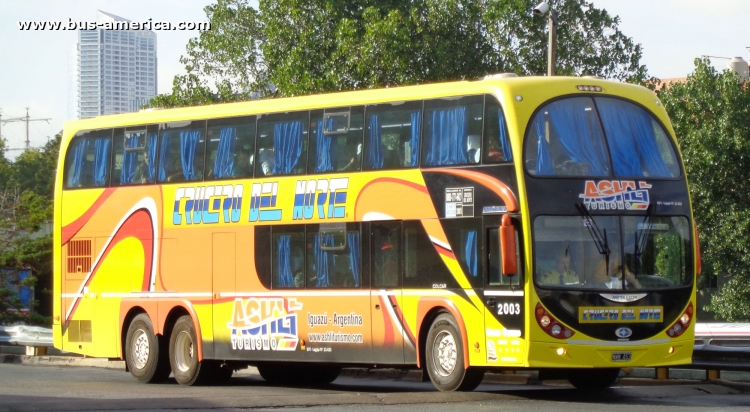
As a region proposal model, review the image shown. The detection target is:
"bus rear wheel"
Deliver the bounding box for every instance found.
[425,313,484,392]
[169,315,214,386]
[125,313,170,383]
[567,368,620,389]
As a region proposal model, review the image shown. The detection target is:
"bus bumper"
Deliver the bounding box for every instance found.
[527,339,694,368]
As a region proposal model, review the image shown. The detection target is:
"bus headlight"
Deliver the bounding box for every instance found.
[535,303,575,339]
[666,302,693,338]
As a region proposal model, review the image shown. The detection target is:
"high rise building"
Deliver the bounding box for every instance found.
[76,11,157,119]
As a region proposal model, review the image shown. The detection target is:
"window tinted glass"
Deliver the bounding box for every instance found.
[157,120,206,183]
[372,222,400,288]
[402,221,457,289]
[423,95,483,166]
[256,111,309,177]
[364,101,422,170]
[112,125,158,185]
[64,129,112,189]
[309,107,364,173]
[272,226,305,289]
[306,224,361,288]
[595,97,680,178]
[621,216,691,288]
[206,116,255,180]
[484,95,513,163]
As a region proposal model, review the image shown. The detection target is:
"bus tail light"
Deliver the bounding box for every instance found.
[500,215,517,276]
[535,303,574,339]
[667,302,693,338]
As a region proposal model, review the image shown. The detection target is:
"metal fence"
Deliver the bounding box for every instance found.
[0,325,53,347]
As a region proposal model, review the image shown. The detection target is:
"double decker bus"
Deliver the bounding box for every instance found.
[53,75,698,391]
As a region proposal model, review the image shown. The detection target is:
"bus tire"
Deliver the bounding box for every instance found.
[425,313,478,392]
[125,313,170,383]
[567,368,620,389]
[169,315,213,386]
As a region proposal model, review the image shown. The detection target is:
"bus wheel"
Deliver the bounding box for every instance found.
[169,315,213,386]
[125,313,170,383]
[425,313,482,391]
[567,368,620,389]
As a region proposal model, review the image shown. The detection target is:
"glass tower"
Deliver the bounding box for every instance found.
[77,11,157,119]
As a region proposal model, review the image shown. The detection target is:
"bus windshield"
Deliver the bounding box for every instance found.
[525,96,680,178]
[533,215,692,290]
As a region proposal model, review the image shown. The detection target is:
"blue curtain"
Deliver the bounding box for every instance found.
[314,118,335,173]
[213,127,236,179]
[464,230,478,277]
[120,134,139,184]
[347,232,361,287]
[92,137,110,187]
[146,133,157,182]
[498,109,512,162]
[409,111,421,167]
[272,121,303,175]
[180,130,201,181]
[424,106,468,166]
[158,132,171,182]
[276,235,294,288]
[596,98,671,177]
[534,116,555,175]
[367,114,384,169]
[545,99,609,176]
[70,139,90,187]
[313,234,335,288]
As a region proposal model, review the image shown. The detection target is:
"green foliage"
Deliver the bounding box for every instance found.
[659,58,750,320]
[0,131,59,326]
[153,0,646,107]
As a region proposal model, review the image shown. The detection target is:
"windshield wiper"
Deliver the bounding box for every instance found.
[576,203,611,281]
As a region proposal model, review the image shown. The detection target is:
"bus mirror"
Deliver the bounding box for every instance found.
[500,214,517,276]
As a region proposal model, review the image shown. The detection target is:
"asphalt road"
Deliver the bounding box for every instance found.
[1,363,750,411]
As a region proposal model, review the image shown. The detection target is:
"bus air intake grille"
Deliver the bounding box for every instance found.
[67,320,92,343]
[67,240,92,274]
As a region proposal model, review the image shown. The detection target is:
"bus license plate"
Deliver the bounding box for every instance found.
[612,351,632,362]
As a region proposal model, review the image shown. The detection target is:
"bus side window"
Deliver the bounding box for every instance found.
[157,120,206,183]
[372,222,400,288]
[113,126,158,186]
[422,95,483,167]
[64,129,113,189]
[206,116,256,180]
[364,101,422,170]
[256,111,309,177]
[440,218,482,288]
[484,94,513,164]
[272,226,305,289]
[309,107,364,174]
[307,225,361,288]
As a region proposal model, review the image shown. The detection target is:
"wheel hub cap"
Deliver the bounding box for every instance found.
[131,329,149,370]
[434,331,457,376]
[174,331,194,373]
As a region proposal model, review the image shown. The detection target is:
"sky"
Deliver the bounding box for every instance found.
[1,0,748,160]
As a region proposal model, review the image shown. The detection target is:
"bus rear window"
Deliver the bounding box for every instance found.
[525,96,680,178]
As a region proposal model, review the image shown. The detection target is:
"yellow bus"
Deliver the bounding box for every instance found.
[53,75,698,391]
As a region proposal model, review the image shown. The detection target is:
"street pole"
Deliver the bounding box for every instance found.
[547,10,559,76]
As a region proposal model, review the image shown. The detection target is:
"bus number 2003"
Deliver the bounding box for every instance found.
[497,303,521,316]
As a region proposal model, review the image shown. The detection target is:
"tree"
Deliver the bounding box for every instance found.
[659,58,750,321]
[0,132,59,325]
[153,0,647,107]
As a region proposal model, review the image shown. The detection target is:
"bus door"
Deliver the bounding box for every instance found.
[483,214,525,366]
[370,221,405,365]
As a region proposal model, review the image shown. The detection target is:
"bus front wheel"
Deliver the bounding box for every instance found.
[169,315,214,386]
[425,313,484,391]
[125,313,170,383]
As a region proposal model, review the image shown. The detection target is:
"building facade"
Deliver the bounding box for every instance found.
[76,11,157,119]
